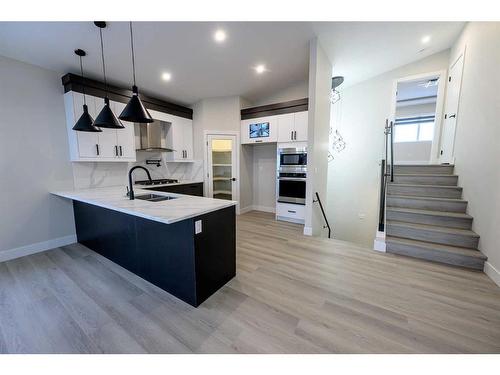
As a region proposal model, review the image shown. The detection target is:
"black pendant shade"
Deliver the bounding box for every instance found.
[119,85,154,123]
[119,22,154,124]
[94,22,125,129]
[73,104,101,132]
[94,97,125,128]
[72,49,102,132]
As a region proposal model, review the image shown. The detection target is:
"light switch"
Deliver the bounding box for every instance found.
[195,220,202,234]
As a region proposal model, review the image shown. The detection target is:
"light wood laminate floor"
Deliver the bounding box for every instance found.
[1,211,500,353]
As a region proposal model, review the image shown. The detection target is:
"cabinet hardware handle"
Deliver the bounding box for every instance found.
[288,210,296,213]
[119,146,123,156]
[291,131,293,140]
[96,144,100,156]
[115,145,118,156]
[294,130,297,140]
[255,140,262,143]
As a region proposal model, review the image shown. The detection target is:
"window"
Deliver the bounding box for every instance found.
[394,116,435,143]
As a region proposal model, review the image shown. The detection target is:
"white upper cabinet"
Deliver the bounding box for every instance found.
[240,116,278,144]
[277,113,295,142]
[241,111,308,145]
[64,91,138,162]
[165,116,194,161]
[293,111,309,142]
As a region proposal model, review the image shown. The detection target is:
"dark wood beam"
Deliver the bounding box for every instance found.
[62,73,193,120]
[241,98,308,120]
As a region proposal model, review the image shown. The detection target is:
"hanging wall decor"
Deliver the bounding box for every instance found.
[329,76,346,161]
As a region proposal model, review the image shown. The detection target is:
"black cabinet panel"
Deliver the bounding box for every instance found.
[72,201,235,307]
[146,182,203,197]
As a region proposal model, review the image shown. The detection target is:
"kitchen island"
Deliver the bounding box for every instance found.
[52,186,236,307]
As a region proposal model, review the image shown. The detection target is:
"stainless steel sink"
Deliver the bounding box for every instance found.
[134,194,177,202]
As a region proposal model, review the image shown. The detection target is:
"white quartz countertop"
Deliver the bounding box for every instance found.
[51,186,236,225]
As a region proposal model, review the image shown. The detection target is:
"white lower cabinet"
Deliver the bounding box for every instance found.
[276,202,305,223]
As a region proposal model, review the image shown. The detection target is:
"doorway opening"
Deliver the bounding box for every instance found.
[204,132,240,211]
[390,71,446,164]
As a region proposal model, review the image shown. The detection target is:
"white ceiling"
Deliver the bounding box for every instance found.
[0,21,465,106]
[315,22,465,88]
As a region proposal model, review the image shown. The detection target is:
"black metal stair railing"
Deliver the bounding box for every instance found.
[313,192,332,239]
[378,119,394,232]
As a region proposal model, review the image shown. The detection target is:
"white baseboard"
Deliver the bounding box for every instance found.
[251,205,276,213]
[303,226,312,236]
[373,230,386,252]
[239,206,253,215]
[0,234,77,263]
[484,261,500,287]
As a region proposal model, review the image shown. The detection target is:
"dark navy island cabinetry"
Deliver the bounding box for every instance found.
[146,182,203,197]
[52,185,236,308]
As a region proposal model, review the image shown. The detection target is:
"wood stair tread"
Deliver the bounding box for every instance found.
[386,236,486,259]
[386,207,472,219]
[387,195,466,203]
[393,173,458,177]
[387,183,462,189]
[394,164,454,167]
[386,220,479,237]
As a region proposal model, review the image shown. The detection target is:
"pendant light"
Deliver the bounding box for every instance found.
[72,49,102,132]
[119,21,154,123]
[93,21,124,129]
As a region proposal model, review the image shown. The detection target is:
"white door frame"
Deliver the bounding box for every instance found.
[389,69,448,164]
[438,46,467,165]
[203,130,241,214]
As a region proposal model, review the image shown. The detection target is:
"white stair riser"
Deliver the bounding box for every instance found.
[387,184,462,199]
[386,210,472,229]
[386,242,484,270]
[387,225,479,248]
[393,166,454,175]
[392,175,458,186]
[387,196,467,213]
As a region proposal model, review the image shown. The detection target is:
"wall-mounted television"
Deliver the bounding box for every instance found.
[249,122,270,139]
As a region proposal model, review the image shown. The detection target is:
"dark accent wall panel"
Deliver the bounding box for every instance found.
[241,98,308,120]
[62,73,193,119]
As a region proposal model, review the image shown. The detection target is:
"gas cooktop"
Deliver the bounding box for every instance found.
[135,178,179,186]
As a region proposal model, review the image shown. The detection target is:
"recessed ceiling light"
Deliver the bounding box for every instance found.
[421,35,431,44]
[161,72,172,81]
[255,64,266,74]
[214,29,227,43]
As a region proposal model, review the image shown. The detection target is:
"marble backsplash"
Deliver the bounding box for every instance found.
[72,152,204,190]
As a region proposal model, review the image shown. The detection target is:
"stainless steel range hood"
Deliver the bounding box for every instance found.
[136,120,174,152]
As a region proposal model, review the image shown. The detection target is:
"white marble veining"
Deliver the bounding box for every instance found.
[51,186,236,225]
[72,152,204,190]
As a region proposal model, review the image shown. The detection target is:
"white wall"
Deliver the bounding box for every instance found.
[192,96,254,210]
[448,22,500,284]
[252,144,277,212]
[396,102,436,117]
[248,80,309,107]
[0,55,76,259]
[326,50,450,248]
[305,38,332,237]
[394,141,432,163]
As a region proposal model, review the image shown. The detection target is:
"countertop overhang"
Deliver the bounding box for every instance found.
[51,186,237,225]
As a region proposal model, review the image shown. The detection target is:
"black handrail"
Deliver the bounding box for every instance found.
[378,159,387,232]
[314,192,331,239]
[378,119,394,231]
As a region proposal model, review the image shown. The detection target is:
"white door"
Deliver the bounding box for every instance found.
[277,113,295,142]
[206,134,238,201]
[116,122,136,159]
[182,118,194,160]
[294,111,309,142]
[440,53,465,164]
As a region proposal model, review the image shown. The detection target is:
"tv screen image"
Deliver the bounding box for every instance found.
[249,122,270,138]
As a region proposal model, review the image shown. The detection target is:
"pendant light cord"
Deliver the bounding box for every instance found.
[99,27,108,97]
[129,21,136,87]
[79,55,87,105]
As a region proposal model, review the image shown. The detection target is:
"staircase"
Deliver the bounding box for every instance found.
[385,164,487,270]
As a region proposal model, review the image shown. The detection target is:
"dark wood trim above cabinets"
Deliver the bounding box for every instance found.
[240,98,308,120]
[61,73,193,119]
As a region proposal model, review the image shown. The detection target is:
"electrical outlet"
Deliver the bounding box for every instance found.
[358,213,366,220]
